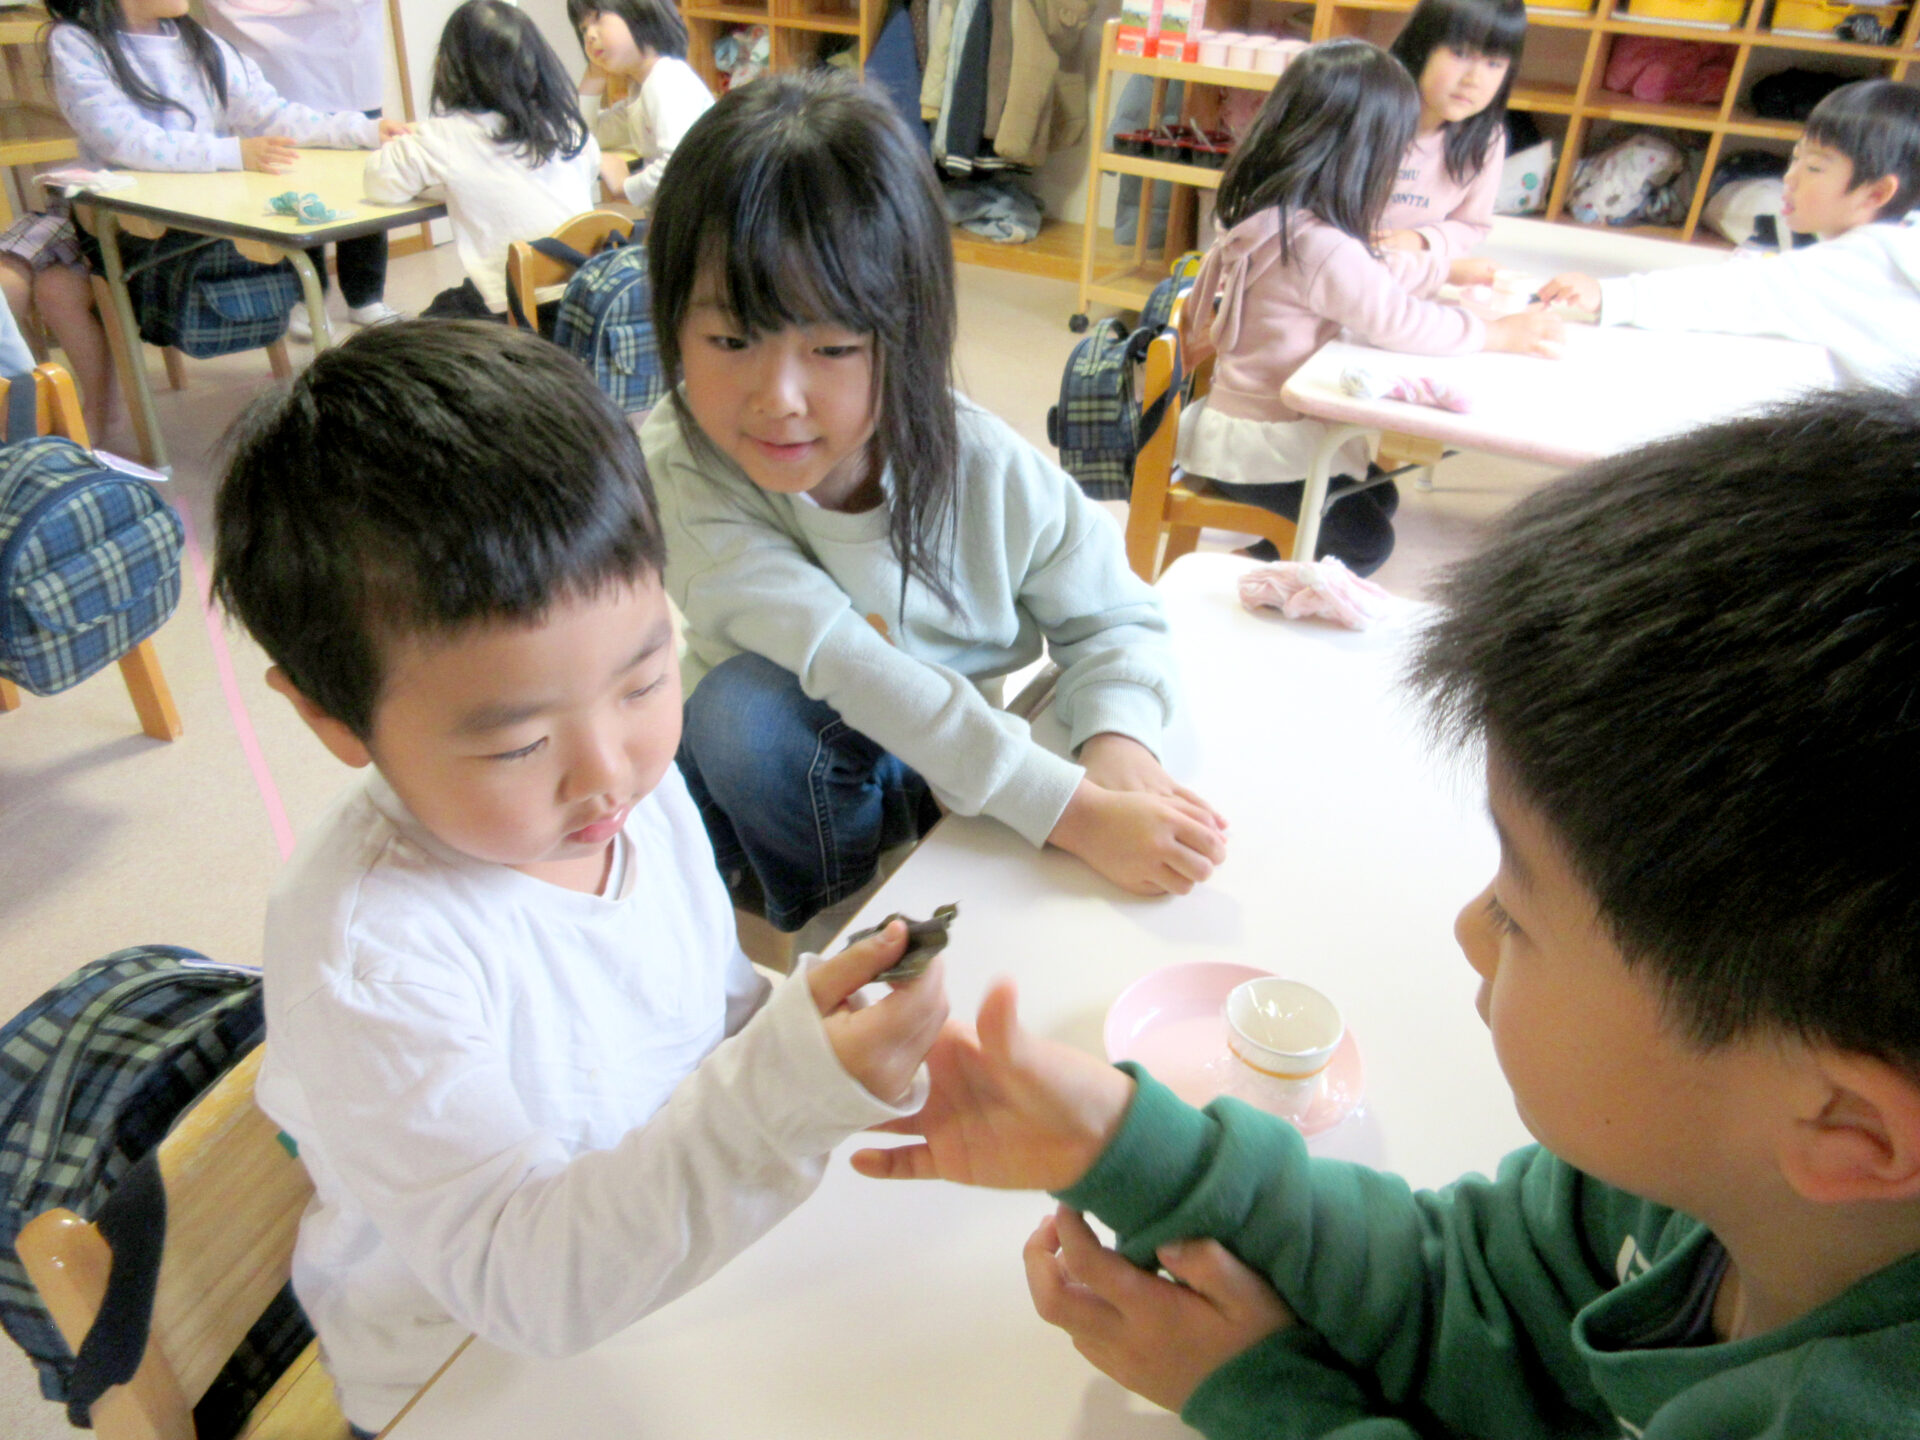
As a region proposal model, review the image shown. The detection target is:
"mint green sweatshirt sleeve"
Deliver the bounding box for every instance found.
[643,398,1177,847]
[1058,1070,1632,1440]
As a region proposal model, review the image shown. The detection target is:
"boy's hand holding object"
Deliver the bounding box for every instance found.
[804,918,949,1107]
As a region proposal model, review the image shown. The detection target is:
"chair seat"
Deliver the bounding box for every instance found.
[235,1341,349,1440]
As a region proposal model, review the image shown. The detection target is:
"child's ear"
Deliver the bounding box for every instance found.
[1856,171,1901,218]
[265,666,373,769]
[1778,1050,1920,1205]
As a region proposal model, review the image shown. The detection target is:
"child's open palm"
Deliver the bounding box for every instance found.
[852,979,1133,1192]
[1026,1207,1297,1413]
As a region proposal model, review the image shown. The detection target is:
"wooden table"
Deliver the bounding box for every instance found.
[380,552,1533,1440]
[70,146,444,469]
[1278,219,1840,561]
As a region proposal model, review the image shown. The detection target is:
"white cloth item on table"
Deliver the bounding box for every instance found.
[1339,363,1473,413]
[1237,557,1391,629]
[1176,393,1371,487]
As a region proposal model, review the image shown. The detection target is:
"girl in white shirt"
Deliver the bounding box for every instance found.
[569,0,713,212]
[364,0,599,316]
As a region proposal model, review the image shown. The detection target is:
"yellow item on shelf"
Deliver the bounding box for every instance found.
[1623,0,1748,24]
[1771,0,1904,34]
[1526,0,1597,13]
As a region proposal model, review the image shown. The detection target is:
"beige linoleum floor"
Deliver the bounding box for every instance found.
[0,241,1548,1440]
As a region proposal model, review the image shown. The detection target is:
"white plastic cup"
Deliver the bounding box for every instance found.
[1252,38,1287,74]
[1228,37,1260,68]
[1225,978,1344,1081]
[1197,30,1231,66]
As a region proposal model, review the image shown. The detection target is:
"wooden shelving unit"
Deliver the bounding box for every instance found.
[0,7,77,227]
[1077,0,1920,319]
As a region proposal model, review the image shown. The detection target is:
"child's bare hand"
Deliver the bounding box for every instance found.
[241,136,299,174]
[1535,272,1600,313]
[1078,733,1227,833]
[1448,257,1498,287]
[1026,1207,1297,1413]
[808,920,948,1106]
[376,118,412,144]
[1049,780,1225,895]
[852,978,1133,1191]
[599,153,630,201]
[1484,309,1566,358]
[1373,228,1426,252]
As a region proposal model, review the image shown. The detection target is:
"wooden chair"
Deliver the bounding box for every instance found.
[18,1047,348,1440]
[504,209,634,330]
[0,362,181,740]
[1122,323,1299,583]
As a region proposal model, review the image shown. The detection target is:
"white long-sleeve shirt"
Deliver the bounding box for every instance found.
[255,765,917,1430]
[592,56,712,212]
[642,395,1179,849]
[362,111,600,308]
[50,20,378,171]
[1597,218,1920,390]
[201,0,385,112]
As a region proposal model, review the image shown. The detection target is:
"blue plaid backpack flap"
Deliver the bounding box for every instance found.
[1047,265,1196,502]
[538,229,665,414]
[0,433,184,696]
[128,233,302,360]
[0,947,313,1438]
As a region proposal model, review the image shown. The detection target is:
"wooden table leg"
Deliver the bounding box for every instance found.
[265,339,293,379]
[0,675,20,712]
[118,639,181,741]
[84,209,168,470]
[162,348,188,391]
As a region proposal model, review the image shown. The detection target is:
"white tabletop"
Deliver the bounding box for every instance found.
[383,553,1532,1440]
[76,146,442,248]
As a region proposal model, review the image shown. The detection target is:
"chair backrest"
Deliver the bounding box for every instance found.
[0,362,89,445]
[505,210,636,330]
[1121,300,1294,581]
[18,1046,317,1440]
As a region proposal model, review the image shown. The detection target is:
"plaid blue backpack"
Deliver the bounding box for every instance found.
[0,947,312,1436]
[529,228,666,414]
[1046,257,1199,501]
[128,234,301,360]
[0,430,183,697]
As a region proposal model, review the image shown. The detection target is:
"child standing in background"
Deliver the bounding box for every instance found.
[569,0,712,213]
[1379,0,1527,259]
[642,73,1228,949]
[364,0,599,319]
[1175,39,1560,575]
[1538,79,1920,390]
[203,0,399,338]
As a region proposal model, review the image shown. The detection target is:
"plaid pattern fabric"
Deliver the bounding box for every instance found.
[0,947,266,1408]
[0,436,184,697]
[128,234,301,360]
[1047,268,1198,502]
[549,240,666,415]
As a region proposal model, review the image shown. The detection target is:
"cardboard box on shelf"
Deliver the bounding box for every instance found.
[1117,0,1164,54]
[1156,0,1208,59]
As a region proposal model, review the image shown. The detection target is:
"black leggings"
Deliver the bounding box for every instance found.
[1209,467,1400,577]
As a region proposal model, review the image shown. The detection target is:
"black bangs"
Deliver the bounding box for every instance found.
[1431,0,1528,60]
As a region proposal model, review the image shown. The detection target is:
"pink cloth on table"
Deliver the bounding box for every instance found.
[1238,559,1392,630]
[1340,364,1474,413]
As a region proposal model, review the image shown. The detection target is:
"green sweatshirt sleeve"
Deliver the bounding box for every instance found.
[1058,1068,1626,1439]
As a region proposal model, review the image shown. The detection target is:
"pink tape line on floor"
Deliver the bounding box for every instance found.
[177,502,298,861]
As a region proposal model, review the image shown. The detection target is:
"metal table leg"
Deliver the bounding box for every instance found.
[90,209,168,471]
[1290,423,1369,562]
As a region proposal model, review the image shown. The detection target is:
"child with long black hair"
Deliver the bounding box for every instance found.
[642,71,1228,950]
[1380,0,1529,258]
[364,0,599,318]
[1174,38,1560,576]
[23,0,391,437]
[569,0,712,211]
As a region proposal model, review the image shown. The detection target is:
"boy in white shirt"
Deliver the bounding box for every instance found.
[211,320,947,1436]
[570,0,714,211]
[1537,79,1920,389]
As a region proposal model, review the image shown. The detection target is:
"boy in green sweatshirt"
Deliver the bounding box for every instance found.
[854,385,1920,1439]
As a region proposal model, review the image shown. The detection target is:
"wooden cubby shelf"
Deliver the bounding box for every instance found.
[1077,0,1919,321]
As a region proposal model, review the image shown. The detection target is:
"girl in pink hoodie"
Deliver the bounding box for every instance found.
[1176,38,1558,574]
[1380,0,1529,261]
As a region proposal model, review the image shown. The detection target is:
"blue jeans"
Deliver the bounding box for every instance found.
[678,653,940,931]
